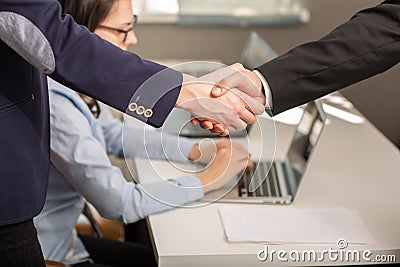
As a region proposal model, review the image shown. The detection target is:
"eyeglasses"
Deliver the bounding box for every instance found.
[97,14,138,43]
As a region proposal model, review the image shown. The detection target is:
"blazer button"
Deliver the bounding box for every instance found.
[128,102,138,112]
[136,106,145,115]
[144,109,153,118]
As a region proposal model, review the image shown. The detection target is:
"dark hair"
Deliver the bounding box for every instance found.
[58,0,115,32]
[58,0,116,117]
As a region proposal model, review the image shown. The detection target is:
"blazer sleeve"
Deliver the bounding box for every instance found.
[256,0,400,115]
[0,0,181,127]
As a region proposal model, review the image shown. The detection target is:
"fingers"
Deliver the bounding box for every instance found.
[197,141,251,192]
[193,120,229,135]
[207,65,265,128]
[233,104,256,125]
[200,63,245,83]
[191,118,223,134]
[209,127,229,136]
[218,72,253,97]
[230,88,266,115]
[213,124,229,135]
[208,63,247,98]
[211,86,265,116]
[200,120,214,130]
[182,64,264,136]
[231,63,246,71]
[215,89,255,127]
[211,84,228,98]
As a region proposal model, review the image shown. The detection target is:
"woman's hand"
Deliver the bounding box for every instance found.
[194,139,253,193]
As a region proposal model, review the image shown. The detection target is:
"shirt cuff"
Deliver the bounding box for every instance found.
[136,175,204,213]
[170,175,205,201]
[252,70,273,111]
[159,135,197,163]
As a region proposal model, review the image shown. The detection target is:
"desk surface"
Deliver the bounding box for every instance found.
[131,97,400,266]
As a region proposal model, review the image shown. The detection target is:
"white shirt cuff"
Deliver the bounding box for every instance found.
[253,70,273,110]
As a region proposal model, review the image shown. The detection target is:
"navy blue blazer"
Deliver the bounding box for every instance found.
[0,0,182,225]
[256,0,400,115]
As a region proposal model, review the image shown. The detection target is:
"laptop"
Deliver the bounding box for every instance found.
[163,32,278,137]
[202,100,327,204]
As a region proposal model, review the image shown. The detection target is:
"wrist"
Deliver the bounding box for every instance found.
[253,70,272,109]
[195,173,213,193]
[175,74,198,108]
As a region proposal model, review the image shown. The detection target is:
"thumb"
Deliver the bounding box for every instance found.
[212,72,245,98]
[211,84,228,97]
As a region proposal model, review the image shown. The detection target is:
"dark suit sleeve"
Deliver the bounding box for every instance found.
[0,0,181,127]
[256,0,400,115]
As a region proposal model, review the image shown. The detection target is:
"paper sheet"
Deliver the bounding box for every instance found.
[219,206,374,244]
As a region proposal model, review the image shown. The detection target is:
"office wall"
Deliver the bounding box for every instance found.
[130,0,400,147]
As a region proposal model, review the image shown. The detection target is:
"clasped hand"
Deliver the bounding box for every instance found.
[176,63,266,135]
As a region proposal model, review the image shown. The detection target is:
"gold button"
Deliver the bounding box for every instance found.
[128,102,137,112]
[136,106,145,115]
[144,109,153,118]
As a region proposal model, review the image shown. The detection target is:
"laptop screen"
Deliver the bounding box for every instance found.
[286,101,326,189]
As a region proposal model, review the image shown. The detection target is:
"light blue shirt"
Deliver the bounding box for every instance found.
[34,78,204,265]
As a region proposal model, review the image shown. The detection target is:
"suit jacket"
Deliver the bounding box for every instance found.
[0,0,182,225]
[256,0,400,115]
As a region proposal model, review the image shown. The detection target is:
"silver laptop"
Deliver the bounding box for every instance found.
[202,100,327,204]
[175,32,278,137]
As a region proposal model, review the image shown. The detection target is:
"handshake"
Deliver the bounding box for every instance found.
[175,63,268,135]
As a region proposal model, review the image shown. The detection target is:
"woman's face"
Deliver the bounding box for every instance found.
[94,0,137,50]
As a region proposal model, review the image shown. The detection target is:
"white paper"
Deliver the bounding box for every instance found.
[219,206,374,244]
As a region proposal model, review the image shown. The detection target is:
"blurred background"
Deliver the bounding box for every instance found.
[127,0,399,148]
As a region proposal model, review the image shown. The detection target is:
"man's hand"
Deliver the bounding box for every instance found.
[175,64,265,135]
[189,64,266,135]
[210,63,265,107]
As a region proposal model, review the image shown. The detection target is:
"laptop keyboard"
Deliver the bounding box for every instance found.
[239,162,282,197]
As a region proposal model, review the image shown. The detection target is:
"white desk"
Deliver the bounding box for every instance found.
[131,98,400,266]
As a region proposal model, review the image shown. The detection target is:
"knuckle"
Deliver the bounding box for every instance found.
[232,63,244,69]
[248,115,256,124]
[217,79,229,88]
